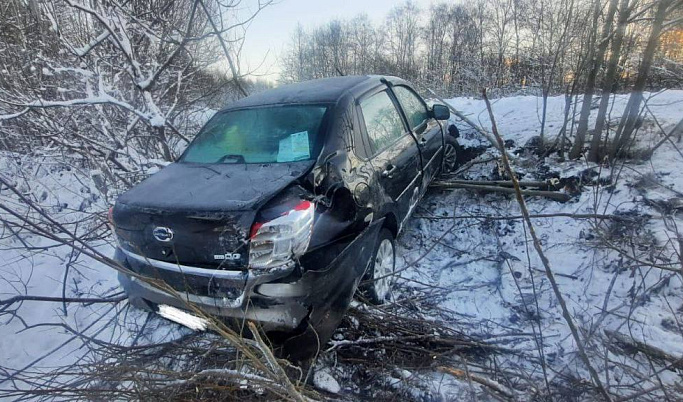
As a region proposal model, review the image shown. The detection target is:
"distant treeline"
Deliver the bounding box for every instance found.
[280,0,683,97]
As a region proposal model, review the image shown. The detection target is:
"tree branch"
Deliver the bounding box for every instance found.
[483,88,613,402]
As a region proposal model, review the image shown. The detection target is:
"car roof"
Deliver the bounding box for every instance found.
[220,75,386,110]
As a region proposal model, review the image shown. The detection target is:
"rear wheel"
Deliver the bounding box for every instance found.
[363,229,396,304]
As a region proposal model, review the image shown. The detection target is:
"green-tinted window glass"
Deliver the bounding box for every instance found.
[181,105,328,164]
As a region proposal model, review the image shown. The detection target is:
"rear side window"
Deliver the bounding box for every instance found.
[393,86,429,130]
[359,91,406,153]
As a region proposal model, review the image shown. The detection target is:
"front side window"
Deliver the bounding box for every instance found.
[360,91,406,153]
[393,86,429,130]
[180,105,328,164]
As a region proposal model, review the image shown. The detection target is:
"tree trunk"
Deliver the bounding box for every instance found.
[540,88,549,149]
[611,0,672,158]
[588,0,631,162]
[569,0,619,159]
[540,0,574,150]
[155,126,173,162]
[557,87,572,159]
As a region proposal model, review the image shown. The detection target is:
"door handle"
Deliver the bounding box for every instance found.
[382,164,397,178]
[418,137,428,147]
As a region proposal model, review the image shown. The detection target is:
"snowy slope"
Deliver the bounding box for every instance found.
[400,90,683,397]
[0,155,189,395]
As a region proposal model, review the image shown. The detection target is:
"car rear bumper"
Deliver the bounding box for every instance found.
[115,220,384,342]
[115,248,310,331]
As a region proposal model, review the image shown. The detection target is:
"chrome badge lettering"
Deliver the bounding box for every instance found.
[214,253,241,260]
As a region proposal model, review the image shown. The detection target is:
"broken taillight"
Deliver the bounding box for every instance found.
[248,200,314,270]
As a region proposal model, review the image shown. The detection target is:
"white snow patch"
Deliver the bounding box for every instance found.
[313,368,341,394]
[148,114,166,127]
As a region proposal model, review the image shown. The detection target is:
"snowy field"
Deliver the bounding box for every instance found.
[1,91,682,400]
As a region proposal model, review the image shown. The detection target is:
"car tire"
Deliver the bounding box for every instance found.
[443,135,459,173]
[362,228,396,305]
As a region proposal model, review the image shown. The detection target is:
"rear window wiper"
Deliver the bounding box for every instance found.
[216,154,246,164]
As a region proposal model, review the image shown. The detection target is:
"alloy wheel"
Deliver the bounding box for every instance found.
[443,143,457,172]
[373,238,395,301]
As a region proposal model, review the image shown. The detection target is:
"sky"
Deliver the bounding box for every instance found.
[235,0,436,82]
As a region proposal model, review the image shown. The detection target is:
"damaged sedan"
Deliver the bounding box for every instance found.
[110,75,458,359]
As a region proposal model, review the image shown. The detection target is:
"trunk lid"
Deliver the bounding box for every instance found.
[113,161,313,269]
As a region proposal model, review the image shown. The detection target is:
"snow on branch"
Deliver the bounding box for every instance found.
[0,108,30,120]
[73,31,111,57]
[3,96,152,123]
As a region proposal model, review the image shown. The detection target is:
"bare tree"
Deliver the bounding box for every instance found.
[569,0,619,159]
[487,0,515,87]
[385,2,421,79]
[611,0,679,157]
[588,0,634,162]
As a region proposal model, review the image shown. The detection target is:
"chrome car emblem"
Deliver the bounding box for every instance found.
[153,226,174,242]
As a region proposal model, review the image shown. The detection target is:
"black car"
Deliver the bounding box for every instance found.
[111,75,458,359]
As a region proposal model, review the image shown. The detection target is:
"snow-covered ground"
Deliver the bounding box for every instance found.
[1,91,682,400]
[0,155,189,392]
[317,91,683,399]
[404,91,683,396]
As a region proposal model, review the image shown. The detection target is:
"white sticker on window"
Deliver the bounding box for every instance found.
[277,131,310,162]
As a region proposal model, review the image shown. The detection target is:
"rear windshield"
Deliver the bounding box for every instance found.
[180,105,329,164]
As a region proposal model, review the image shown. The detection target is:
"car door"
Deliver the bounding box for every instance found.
[358,89,422,226]
[392,85,443,189]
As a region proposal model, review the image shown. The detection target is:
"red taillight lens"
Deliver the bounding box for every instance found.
[293,200,312,211]
[249,221,264,239]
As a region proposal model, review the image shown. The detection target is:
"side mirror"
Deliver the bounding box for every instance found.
[431,104,450,120]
